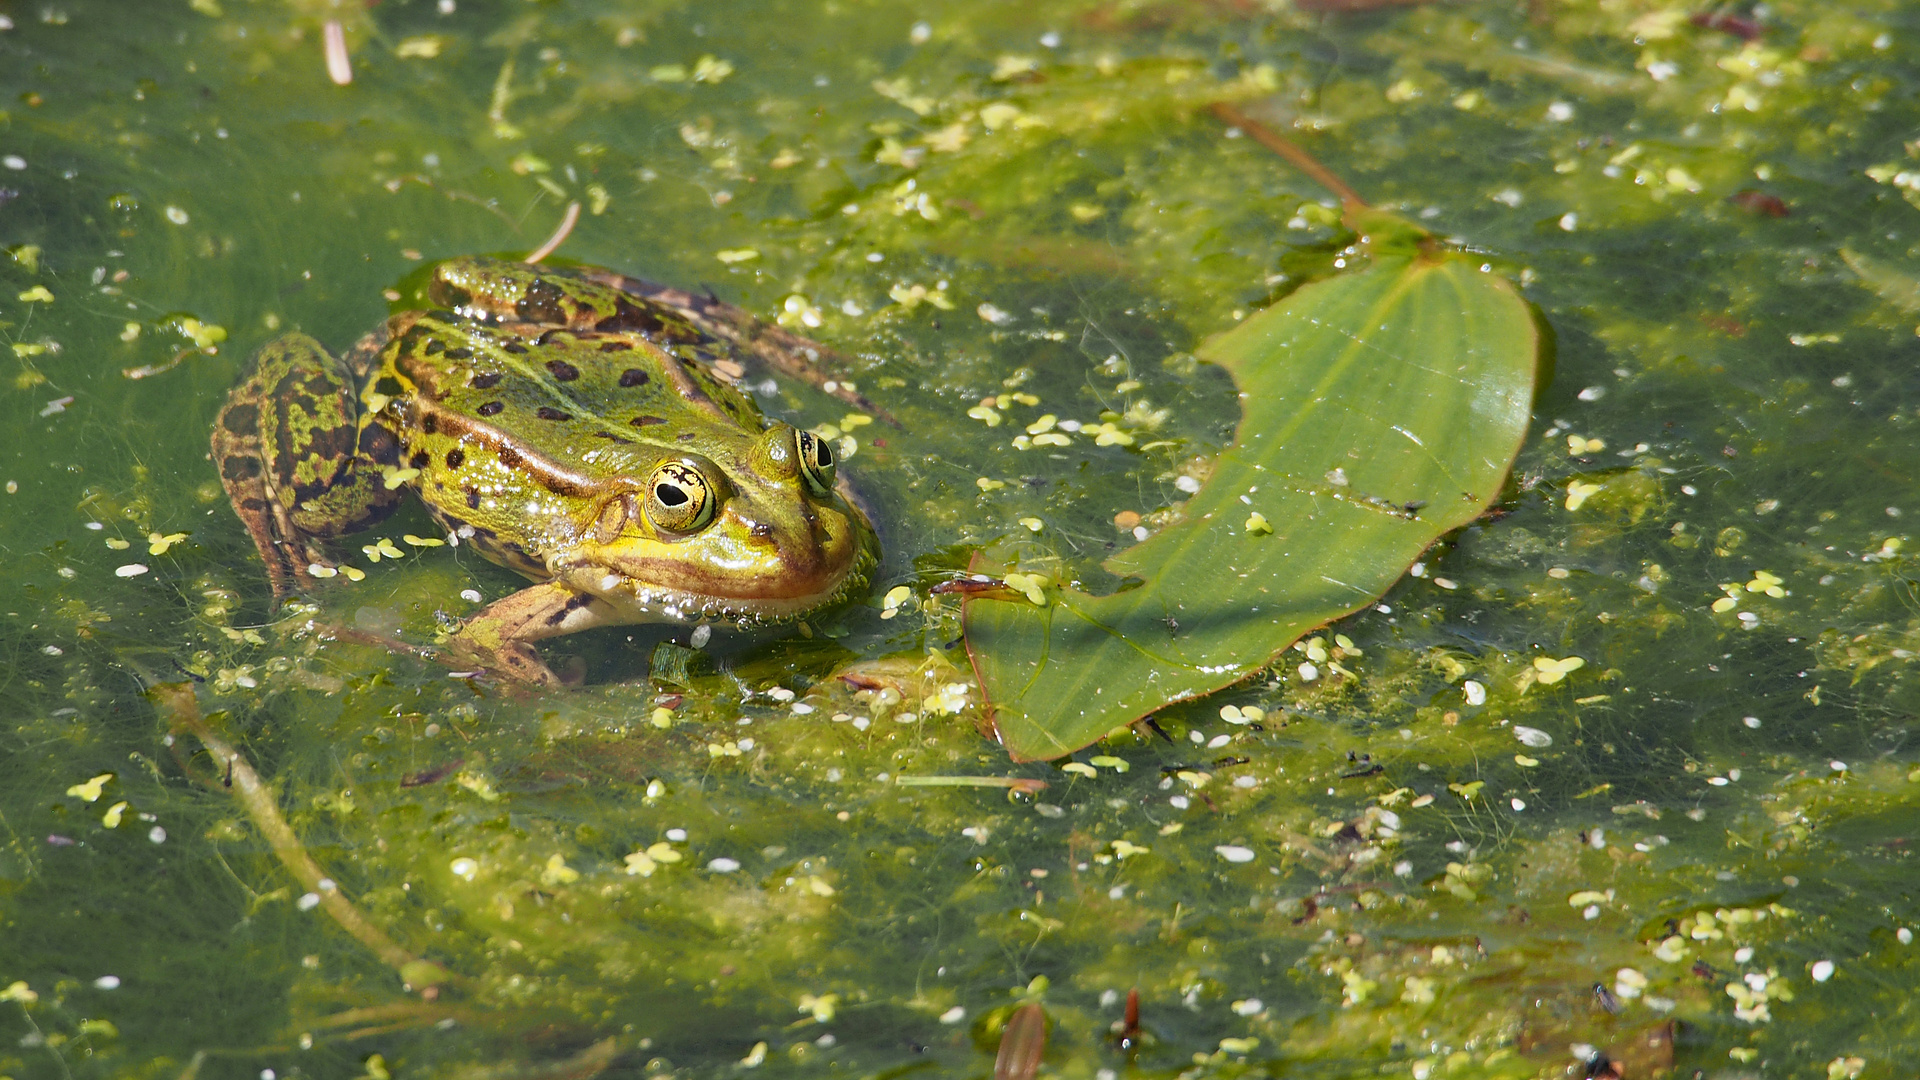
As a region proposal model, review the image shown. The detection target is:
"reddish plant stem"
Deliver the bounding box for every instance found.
[1210,102,1369,212]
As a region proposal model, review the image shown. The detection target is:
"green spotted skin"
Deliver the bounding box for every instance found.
[212,256,877,684]
[212,332,401,592]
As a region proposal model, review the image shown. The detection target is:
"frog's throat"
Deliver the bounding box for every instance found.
[551,533,876,628]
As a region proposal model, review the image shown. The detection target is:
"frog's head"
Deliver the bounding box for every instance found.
[561,423,874,622]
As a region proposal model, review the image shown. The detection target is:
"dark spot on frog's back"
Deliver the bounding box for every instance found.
[221,402,260,435]
[600,298,668,337]
[537,406,571,421]
[221,455,262,481]
[424,338,445,355]
[546,359,580,381]
[630,415,665,427]
[598,340,633,352]
[269,370,319,411]
[446,448,465,469]
[619,368,649,387]
[516,278,569,324]
[464,486,481,509]
[304,423,358,464]
[478,401,504,416]
[409,451,430,470]
[443,346,473,360]
[471,372,501,389]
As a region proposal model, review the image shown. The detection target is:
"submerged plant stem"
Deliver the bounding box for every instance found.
[150,683,447,988]
[1210,102,1369,212]
[450,1036,626,1080]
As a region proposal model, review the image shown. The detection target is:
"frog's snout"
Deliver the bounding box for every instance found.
[727,502,831,573]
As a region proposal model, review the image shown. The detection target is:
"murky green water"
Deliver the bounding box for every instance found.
[5,1,1920,1077]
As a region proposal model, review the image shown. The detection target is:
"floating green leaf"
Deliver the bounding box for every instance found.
[963,239,1540,760]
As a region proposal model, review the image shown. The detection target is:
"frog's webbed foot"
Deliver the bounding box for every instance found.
[444,581,620,690]
[577,270,899,427]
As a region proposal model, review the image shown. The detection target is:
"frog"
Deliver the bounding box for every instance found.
[211,256,879,687]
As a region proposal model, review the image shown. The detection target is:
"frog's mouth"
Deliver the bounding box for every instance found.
[554,505,877,627]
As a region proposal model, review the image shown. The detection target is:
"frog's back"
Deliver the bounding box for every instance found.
[370,299,775,568]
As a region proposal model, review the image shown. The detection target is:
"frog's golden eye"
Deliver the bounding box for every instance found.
[796,430,836,496]
[644,461,715,534]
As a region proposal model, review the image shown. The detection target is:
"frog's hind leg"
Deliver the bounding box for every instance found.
[444,582,625,689]
[575,268,897,425]
[211,332,403,599]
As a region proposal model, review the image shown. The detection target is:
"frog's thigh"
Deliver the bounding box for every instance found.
[214,402,308,595]
[214,333,391,596]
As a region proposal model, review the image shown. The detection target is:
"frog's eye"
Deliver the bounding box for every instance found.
[644,461,715,535]
[796,430,837,496]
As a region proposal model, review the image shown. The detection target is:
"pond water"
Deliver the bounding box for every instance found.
[3,1,1919,1077]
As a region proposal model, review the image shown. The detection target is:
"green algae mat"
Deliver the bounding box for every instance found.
[7,2,1920,1078]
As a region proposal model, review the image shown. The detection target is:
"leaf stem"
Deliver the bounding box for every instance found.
[1210,102,1369,212]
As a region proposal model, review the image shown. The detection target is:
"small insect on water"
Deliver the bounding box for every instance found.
[1591,981,1621,1015]
[1340,751,1382,779]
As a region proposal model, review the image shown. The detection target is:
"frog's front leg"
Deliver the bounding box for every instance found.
[212,333,402,598]
[445,582,624,688]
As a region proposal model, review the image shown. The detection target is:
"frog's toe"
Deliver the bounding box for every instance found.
[451,639,567,691]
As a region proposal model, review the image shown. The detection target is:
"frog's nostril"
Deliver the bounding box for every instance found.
[750,521,774,539]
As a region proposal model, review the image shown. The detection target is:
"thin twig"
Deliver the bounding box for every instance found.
[124,345,212,381]
[894,775,1049,794]
[323,21,353,86]
[488,57,517,129]
[1210,102,1368,211]
[151,683,447,987]
[525,201,581,264]
[307,1002,467,1031]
